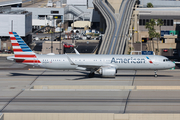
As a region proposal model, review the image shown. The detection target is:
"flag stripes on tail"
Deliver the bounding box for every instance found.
[9,32,41,63]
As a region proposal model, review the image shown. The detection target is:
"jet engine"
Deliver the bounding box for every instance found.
[98,67,116,77]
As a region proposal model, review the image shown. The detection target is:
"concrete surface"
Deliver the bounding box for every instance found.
[0,57,180,113]
[2,113,180,120]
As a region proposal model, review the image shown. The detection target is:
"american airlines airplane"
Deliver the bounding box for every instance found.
[7,32,175,78]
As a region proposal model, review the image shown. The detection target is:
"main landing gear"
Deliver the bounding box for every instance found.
[154,70,158,78]
[88,72,95,78]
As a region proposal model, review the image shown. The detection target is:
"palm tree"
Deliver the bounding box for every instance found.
[155,32,161,54]
[157,19,164,32]
[147,3,153,8]
[145,19,156,51]
[156,19,164,54]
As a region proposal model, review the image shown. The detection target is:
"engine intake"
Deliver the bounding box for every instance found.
[99,67,116,77]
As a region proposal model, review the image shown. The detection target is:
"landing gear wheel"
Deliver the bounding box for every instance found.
[88,72,94,78]
[155,74,158,78]
[154,70,158,78]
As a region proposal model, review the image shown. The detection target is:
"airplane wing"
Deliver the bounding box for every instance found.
[76,64,102,68]
[65,54,113,69]
[65,53,76,65]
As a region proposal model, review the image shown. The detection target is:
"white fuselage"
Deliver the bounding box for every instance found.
[26,54,175,70]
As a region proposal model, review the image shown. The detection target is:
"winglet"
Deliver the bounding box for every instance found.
[74,48,80,55]
[65,54,76,65]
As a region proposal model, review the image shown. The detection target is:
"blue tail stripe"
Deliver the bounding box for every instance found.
[20,45,29,47]
[14,35,19,37]
[17,41,25,43]
[21,46,29,48]
[16,38,22,40]
[19,43,26,45]
[22,49,32,52]
[11,32,34,53]
[22,48,31,50]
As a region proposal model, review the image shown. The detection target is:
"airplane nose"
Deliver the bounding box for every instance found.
[170,62,175,68]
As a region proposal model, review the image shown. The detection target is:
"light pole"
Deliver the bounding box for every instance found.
[49,16,54,53]
[72,15,74,44]
[59,22,63,54]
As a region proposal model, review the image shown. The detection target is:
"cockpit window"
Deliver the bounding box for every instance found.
[163,59,170,62]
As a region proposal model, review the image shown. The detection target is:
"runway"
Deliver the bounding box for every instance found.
[0,69,180,113]
[0,57,180,113]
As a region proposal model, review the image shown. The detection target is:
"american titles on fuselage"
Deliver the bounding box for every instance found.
[111,57,146,64]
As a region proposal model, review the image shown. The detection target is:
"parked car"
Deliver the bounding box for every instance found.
[44,36,49,41]
[82,35,87,40]
[33,37,39,41]
[0,50,3,53]
[163,49,168,52]
[63,43,74,48]
[7,50,12,54]
[4,50,12,54]
[87,35,91,40]
[94,37,99,40]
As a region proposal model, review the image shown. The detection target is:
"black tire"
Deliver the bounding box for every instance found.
[88,72,94,78]
[155,74,157,78]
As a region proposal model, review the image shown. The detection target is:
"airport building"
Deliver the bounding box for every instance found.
[13,0,100,31]
[12,7,64,29]
[0,0,22,7]
[139,0,180,8]
[0,7,32,50]
[0,0,101,52]
[131,7,180,56]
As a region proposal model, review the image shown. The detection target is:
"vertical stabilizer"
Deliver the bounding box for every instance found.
[9,32,40,64]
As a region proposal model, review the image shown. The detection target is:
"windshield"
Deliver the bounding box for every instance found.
[163,59,170,62]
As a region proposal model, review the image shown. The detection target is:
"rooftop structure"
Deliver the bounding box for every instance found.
[0,0,22,7]
[139,0,180,8]
[0,8,32,36]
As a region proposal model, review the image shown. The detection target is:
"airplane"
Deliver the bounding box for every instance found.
[7,32,175,78]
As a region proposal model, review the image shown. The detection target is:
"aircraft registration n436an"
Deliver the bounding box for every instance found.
[7,32,175,78]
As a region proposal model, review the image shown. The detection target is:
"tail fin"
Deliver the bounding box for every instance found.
[9,32,41,64]
[9,32,36,58]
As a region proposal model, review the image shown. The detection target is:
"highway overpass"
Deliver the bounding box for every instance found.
[93,0,136,54]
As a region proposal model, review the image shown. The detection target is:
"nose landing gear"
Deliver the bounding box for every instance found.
[154,70,158,78]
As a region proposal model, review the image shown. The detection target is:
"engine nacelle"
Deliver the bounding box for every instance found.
[98,67,116,78]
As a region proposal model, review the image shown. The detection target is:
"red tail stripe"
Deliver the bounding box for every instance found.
[9,32,13,34]
[15,55,37,58]
[13,49,23,52]
[16,60,41,63]
[10,37,16,40]
[12,43,19,46]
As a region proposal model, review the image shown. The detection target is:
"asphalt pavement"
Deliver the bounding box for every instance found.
[0,57,180,113]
